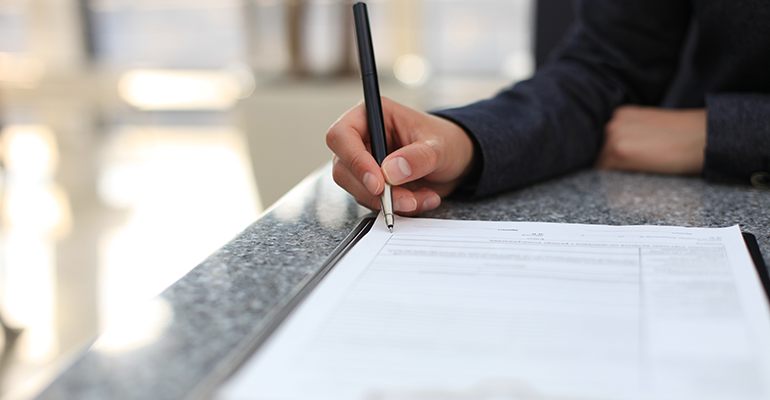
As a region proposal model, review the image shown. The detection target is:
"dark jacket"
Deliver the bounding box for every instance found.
[434,0,770,197]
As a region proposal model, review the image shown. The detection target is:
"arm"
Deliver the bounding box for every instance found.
[434,0,693,197]
[326,0,696,212]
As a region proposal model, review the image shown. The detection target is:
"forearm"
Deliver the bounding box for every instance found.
[433,66,615,197]
[434,0,692,197]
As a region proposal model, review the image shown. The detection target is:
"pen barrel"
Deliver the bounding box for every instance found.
[353,3,376,78]
[353,2,388,165]
[361,75,388,164]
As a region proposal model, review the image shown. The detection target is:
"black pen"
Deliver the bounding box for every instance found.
[353,2,394,232]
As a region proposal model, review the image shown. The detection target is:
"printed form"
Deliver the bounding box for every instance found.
[218,215,770,400]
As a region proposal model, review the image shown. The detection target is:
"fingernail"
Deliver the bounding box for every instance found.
[382,157,412,184]
[362,172,380,195]
[394,196,417,212]
[422,195,441,211]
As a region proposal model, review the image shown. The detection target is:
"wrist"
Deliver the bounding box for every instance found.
[438,117,482,197]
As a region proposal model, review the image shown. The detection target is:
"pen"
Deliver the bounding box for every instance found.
[353,2,394,233]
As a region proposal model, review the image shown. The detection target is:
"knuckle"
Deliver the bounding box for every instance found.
[326,126,343,148]
[331,163,348,184]
[355,198,370,209]
[347,152,370,174]
[356,196,380,210]
[419,140,441,166]
[612,106,633,122]
[606,140,633,161]
[617,144,635,161]
[370,196,382,209]
[331,155,340,169]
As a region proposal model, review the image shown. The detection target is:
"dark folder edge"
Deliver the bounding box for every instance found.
[743,232,770,303]
[188,215,377,400]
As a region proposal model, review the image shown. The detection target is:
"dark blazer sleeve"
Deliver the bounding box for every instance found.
[433,0,693,198]
[705,94,770,187]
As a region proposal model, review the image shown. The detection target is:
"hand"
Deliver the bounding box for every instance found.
[595,105,707,175]
[326,97,475,215]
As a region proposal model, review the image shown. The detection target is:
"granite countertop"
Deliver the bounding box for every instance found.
[32,166,769,400]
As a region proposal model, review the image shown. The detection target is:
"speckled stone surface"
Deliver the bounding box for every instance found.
[33,166,769,400]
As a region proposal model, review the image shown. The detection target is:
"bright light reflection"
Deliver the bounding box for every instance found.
[393,54,431,87]
[117,69,255,110]
[0,123,69,368]
[93,299,173,354]
[3,183,72,237]
[316,174,351,230]
[97,126,261,336]
[3,231,58,364]
[0,125,59,179]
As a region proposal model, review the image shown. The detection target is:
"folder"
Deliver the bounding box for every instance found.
[214,216,770,400]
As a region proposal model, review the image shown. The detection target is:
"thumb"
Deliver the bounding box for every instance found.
[381,140,441,186]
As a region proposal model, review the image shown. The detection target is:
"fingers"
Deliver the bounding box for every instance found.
[384,109,475,190]
[410,187,442,214]
[327,98,467,214]
[332,156,382,209]
[390,186,442,216]
[333,158,443,214]
[326,104,385,196]
[381,140,439,186]
[327,100,445,201]
[596,118,658,171]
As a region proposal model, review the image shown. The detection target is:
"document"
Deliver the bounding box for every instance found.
[218,216,770,400]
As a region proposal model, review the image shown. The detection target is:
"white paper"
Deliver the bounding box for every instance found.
[218,215,770,400]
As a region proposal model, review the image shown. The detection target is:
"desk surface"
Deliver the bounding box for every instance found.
[32,166,769,400]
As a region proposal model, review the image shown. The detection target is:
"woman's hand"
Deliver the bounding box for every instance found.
[326,97,475,215]
[596,105,707,175]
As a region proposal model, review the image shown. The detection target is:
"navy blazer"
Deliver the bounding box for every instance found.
[434,0,770,197]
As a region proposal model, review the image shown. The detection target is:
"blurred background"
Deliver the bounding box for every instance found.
[0,0,574,396]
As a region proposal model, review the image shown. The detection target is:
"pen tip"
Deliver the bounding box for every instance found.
[384,213,394,233]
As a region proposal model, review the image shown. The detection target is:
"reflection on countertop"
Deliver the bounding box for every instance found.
[0,119,261,398]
